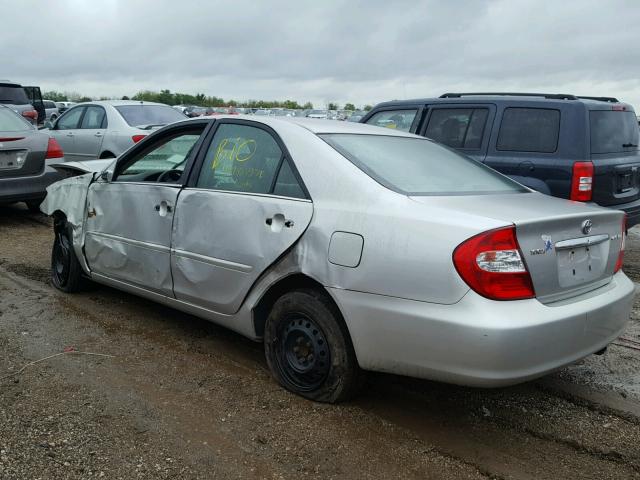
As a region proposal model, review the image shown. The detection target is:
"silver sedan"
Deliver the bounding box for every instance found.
[45,100,186,161]
[41,116,634,402]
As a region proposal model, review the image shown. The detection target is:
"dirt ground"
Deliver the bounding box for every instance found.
[1,203,640,480]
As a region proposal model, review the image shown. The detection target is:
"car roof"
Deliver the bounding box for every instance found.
[75,100,168,107]
[373,94,634,112]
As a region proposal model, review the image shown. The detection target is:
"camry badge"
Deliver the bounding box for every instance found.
[582,219,593,235]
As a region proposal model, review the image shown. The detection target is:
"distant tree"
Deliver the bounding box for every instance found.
[363,105,373,111]
[302,101,313,109]
[328,102,339,110]
[343,103,356,111]
[121,95,130,100]
[42,91,67,102]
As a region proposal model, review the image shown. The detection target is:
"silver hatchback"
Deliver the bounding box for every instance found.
[42,116,634,402]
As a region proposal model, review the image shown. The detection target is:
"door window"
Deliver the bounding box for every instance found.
[196,123,283,194]
[424,108,489,149]
[56,107,84,130]
[273,159,306,199]
[115,129,203,182]
[81,106,107,129]
[365,109,417,132]
[497,108,560,153]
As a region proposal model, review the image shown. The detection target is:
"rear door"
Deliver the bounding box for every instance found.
[589,108,640,207]
[419,104,495,161]
[171,120,313,314]
[74,105,107,160]
[49,106,85,161]
[24,86,45,124]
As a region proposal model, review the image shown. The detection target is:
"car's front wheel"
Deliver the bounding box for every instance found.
[264,289,362,403]
[51,220,89,293]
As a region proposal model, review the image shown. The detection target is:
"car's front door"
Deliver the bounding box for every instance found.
[74,105,107,159]
[50,106,85,160]
[83,123,208,295]
[171,120,313,314]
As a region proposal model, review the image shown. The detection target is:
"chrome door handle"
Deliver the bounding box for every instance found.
[66,132,74,137]
[94,132,103,137]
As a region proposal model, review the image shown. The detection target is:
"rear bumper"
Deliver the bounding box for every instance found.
[0,161,65,204]
[329,271,635,387]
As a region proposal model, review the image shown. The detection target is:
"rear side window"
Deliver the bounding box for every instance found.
[321,134,526,196]
[366,109,417,132]
[0,85,29,105]
[425,108,489,149]
[81,106,107,129]
[497,108,560,153]
[273,159,305,199]
[115,105,186,128]
[590,111,639,154]
[197,124,283,194]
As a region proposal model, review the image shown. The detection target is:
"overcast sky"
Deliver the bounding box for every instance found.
[3,0,640,108]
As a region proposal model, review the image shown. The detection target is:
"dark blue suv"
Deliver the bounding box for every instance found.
[361,93,640,226]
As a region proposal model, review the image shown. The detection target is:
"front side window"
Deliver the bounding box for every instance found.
[366,109,417,132]
[56,107,85,130]
[81,106,107,129]
[425,108,489,149]
[321,134,526,196]
[196,123,283,194]
[116,130,202,182]
[497,108,560,153]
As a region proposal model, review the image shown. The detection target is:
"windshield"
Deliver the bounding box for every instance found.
[115,104,186,127]
[0,84,30,105]
[0,107,34,131]
[321,134,527,196]
[590,110,639,154]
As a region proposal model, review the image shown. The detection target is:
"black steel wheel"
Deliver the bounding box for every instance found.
[50,219,88,293]
[264,289,362,403]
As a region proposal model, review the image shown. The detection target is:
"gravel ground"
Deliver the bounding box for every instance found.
[1,203,640,479]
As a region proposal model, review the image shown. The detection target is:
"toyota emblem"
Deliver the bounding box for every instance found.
[581,219,593,235]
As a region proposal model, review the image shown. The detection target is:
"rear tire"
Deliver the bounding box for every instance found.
[264,289,362,403]
[25,200,43,213]
[51,221,89,293]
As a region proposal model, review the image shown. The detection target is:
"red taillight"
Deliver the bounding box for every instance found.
[132,134,146,143]
[45,137,64,159]
[453,226,535,301]
[570,161,594,202]
[22,110,38,120]
[614,214,627,273]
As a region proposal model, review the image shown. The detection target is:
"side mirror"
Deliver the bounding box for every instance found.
[99,170,110,182]
[43,120,54,129]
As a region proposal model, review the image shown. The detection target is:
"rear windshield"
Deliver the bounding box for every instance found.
[0,107,33,131]
[321,134,526,196]
[0,84,30,105]
[115,105,186,128]
[590,110,639,154]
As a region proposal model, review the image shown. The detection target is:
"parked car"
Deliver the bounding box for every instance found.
[0,105,66,211]
[0,80,39,125]
[45,100,187,161]
[42,116,632,403]
[55,101,76,114]
[184,106,207,118]
[362,93,640,226]
[205,106,239,116]
[306,109,328,119]
[347,110,366,122]
[43,100,60,122]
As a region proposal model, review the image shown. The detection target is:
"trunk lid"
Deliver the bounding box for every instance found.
[411,192,625,303]
[590,109,640,206]
[0,132,47,179]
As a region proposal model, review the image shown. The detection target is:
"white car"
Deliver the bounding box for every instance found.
[45,100,187,161]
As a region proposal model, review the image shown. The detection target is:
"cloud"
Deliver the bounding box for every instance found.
[3,0,640,109]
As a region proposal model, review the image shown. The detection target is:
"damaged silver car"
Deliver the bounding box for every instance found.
[42,116,634,402]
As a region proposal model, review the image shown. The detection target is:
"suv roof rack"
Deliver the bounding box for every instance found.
[577,96,619,103]
[439,92,578,100]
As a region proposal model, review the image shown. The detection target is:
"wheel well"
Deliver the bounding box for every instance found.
[253,274,338,338]
[99,151,115,159]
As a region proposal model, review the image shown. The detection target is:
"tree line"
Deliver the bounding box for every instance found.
[42,89,372,111]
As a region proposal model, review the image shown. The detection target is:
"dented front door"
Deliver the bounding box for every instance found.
[84,182,180,295]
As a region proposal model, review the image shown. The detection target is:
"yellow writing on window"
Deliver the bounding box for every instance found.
[211,137,257,170]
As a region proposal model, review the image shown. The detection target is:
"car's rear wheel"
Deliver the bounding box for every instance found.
[264,289,362,403]
[25,200,42,213]
[51,220,88,292]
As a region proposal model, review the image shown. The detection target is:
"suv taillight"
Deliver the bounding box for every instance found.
[570,161,594,202]
[614,214,627,273]
[453,226,535,301]
[22,109,38,121]
[45,138,64,159]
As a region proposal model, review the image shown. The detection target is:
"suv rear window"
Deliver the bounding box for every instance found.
[366,109,417,132]
[115,105,186,128]
[590,110,639,154]
[497,108,560,153]
[0,84,29,105]
[0,107,33,131]
[321,134,526,196]
[425,108,489,149]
